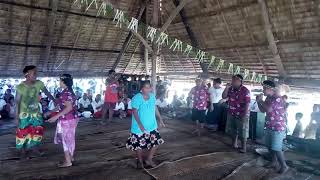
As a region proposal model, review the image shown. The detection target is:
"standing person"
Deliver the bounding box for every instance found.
[47,74,79,168]
[126,81,165,169]
[15,65,55,156]
[189,78,209,136]
[207,78,224,131]
[257,80,289,174]
[102,70,119,124]
[222,75,250,153]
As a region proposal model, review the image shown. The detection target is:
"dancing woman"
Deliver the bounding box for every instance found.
[126,81,165,169]
[15,65,55,157]
[48,74,78,168]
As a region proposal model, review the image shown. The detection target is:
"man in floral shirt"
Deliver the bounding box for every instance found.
[257,80,288,174]
[222,74,250,153]
[189,78,209,136]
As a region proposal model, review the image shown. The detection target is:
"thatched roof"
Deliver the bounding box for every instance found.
[0,0,320,87]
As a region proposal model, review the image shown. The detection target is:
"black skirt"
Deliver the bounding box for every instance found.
[126,130,164,151]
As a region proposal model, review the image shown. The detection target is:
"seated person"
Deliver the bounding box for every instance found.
[4,89,14,103]
[78,93,93,113]
[92,94,104,119]
[0,96,15,119]
[114,98,126,119]
[122,94,132,116]
[292,112,303,138]
[156,97,169,113]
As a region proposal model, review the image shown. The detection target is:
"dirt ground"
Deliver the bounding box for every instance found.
[0,118,319,180]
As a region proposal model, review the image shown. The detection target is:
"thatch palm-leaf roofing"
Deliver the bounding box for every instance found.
[0,0,320,87]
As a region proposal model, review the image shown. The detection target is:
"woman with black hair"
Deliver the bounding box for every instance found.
[126,81,165,169]
[47,74,79,168]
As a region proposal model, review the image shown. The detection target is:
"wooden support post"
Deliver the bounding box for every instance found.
[42,0,58,71]
[144,0,149,75]
[152,0,160,92]
[258,0,287,78]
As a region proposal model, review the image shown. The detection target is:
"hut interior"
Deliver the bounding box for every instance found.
[0,0,320,179]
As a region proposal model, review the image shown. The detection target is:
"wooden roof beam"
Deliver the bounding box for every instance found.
[172,0,206,72]
[111,4,146,70]
[258,0,287,78]
[161,0,192,32]
[41,0,58,71]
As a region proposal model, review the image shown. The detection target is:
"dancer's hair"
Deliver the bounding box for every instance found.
[23,65,36,74]
[141,80,151,90]
[60,74,75,95]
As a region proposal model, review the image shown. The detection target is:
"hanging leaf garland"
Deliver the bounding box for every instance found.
[256,74,263,83]
[234,66,241,75]
[184,44,193,56]
[216,59,224,72]
[97,1,108,16]
[128,17,139,33]
[86,0,98,12]
[156,32,169,47]
[72,0,269,82]
[147,26,157,42]
[196,50,206,63]
[113,9,125,28]
[169,39,183,52]
[244,69,250,80]
[207,56,216,69]
[251,72,256,82]
[228,63,234,74]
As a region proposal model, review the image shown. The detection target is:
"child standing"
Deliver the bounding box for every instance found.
[126,81,165,169]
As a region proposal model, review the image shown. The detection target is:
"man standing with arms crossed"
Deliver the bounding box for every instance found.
[223,74,250,153]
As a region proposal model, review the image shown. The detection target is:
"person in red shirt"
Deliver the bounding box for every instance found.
[222,74,250,153]
[188,78,209,136]
[102,70,120,124]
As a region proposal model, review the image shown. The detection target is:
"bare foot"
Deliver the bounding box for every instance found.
[239,148,246,153]
[278,166,289,174]
[145,159,157,168]
[58,162,72,168]
[265,162,279,169]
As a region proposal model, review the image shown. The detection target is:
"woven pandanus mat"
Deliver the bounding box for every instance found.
[145,152,254,180]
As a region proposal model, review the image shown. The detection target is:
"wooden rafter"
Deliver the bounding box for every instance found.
[55,15,85,70]
[0,0,113,21]
[78,19,99,72]
[41,0,58,71]
[5,4,13,70]
[172,0,201,72]
[22,0,36,66]
[111,4,146,70]
[288,0,310,79]
[51,2,72,71]
[258,0,287,78]
[216,0,246,71]
[238,0,267,75]
[160,0,192,32]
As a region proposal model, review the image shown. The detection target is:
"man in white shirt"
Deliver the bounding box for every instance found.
[207,78,224,131]
[92,94,104,118]
[114,98,126,119]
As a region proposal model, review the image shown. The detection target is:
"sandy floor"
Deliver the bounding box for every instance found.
[0,118,319,180]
